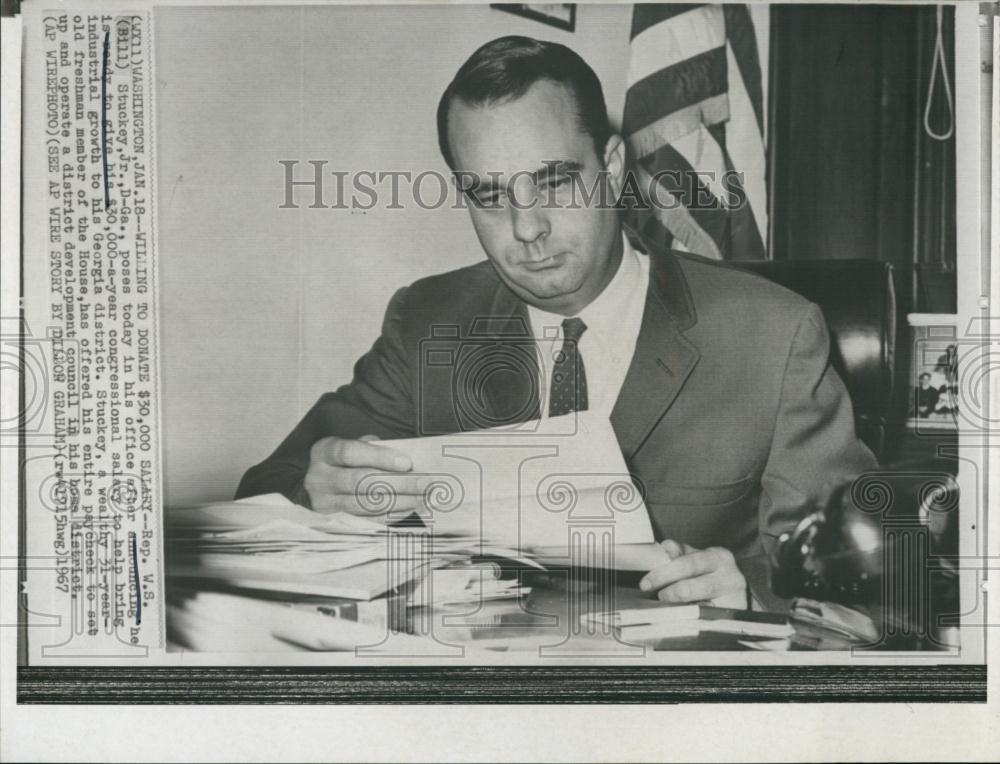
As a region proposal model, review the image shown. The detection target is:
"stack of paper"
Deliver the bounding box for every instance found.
[166,495,541,601]
[167,589,430,653]
[429,563,529,605]
[169,411,660,606]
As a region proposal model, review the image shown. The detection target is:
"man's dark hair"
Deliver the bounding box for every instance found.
[437,36,612,170]
[919,373,932,381]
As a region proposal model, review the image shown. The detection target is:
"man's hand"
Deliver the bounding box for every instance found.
[639,539,748,609]
[304,434,423,520]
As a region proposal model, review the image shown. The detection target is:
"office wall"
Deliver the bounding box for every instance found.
[767,4,959,456]
[155,4,635,505]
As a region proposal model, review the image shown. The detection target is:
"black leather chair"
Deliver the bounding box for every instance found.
[737,260,896,463]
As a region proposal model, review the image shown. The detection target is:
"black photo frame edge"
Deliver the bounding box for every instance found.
[18,664,986,703]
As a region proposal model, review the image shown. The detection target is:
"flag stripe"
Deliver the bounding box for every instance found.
[723,4,765,135]
[623,46,728,135]
[646,201,725,260]
[627,94,729,159]
[629,3,707,40]
[640,145,727,212]
[719,149,766,260]
[723,42,768,244]
[636,189,724,259]
[639,149,730,259]
[627,5,726,87]
[668,125,729,204]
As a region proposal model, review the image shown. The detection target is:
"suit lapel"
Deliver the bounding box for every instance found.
[611,236,701,461]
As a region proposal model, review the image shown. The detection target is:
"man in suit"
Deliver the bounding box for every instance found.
[237,36,877,609]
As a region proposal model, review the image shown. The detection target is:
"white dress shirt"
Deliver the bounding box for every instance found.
[527,233,650,418]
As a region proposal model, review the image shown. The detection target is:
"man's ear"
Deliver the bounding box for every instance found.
[602,134,626,198]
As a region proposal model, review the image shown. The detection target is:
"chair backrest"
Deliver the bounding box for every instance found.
[737,259,896,462]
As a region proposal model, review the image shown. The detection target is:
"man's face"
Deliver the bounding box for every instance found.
[919,375,931,389]
[447,80,625,316]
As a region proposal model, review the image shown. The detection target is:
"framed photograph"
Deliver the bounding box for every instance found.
[492,3,577,32]
[3,1,995,761]
[907,314,960,431]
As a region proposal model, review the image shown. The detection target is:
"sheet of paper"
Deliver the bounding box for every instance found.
[377,412,655,549]
[532,542,670,571]
[168,557,444,601]
[167,501,386,534]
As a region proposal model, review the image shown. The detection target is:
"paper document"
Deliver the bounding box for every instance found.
[166,499,543,600]
[532,542,670,571]
[168,500,385,533]
[378,412,655,548]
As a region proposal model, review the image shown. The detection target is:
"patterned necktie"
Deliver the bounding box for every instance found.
[549,317,589,417]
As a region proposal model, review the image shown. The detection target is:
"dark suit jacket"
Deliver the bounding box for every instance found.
[237,237,877,601]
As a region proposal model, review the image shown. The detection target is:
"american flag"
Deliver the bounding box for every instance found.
[623,4,768,260]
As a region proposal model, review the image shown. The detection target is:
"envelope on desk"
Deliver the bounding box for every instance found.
[378,412,656,549]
